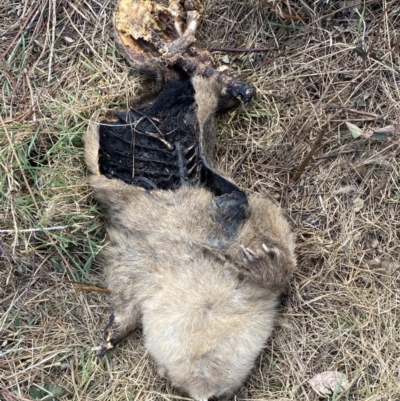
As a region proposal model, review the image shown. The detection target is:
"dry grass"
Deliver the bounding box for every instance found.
[1,0,399,400]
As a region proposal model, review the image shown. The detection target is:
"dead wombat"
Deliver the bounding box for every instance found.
[86,76,296,401]
[86,1,296,399]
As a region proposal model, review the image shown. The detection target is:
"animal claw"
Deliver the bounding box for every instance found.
[262,243,278,258]
[240,244,256,262]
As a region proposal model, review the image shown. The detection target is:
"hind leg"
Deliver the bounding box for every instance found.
[97,305,141,356]
[89,174,146,209]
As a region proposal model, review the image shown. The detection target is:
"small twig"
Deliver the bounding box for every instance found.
[361,0,396,69]
[292,127,326,183]
[330,118,379,122]
[230,149,251,177]
[250,51,285,74]
[293,79,333,139]
[134,129,174,151]
[63,280,111,294]
[314,149,356,160]
[211,47,277,53]
[0,225,70,234]
[326,104,381,119]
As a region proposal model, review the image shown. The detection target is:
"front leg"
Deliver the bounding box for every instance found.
[165,0,203,57]
[239,243,294,291]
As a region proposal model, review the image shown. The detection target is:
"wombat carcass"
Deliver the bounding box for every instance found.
[85,1,296,400]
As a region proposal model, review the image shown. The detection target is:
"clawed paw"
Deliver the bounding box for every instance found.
[96,341,114,357]
[238,243,289,290]
[240,243,279,264]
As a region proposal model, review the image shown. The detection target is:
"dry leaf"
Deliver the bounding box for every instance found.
[346,122,373,139]
[309,371,350,396]
[373,132,388,140]
[374,125,395,133]
[353,197,364,212]
[346,122,363,138]
[372,125,395,140]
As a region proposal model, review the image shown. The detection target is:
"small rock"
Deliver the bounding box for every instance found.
[221,54,230,64]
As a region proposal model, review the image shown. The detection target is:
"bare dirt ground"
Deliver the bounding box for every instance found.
[1,0,399,400]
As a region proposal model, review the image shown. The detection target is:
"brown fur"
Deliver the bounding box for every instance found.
[86,76,296,401]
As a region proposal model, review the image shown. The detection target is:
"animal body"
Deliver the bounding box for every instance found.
[86,1,296,400]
